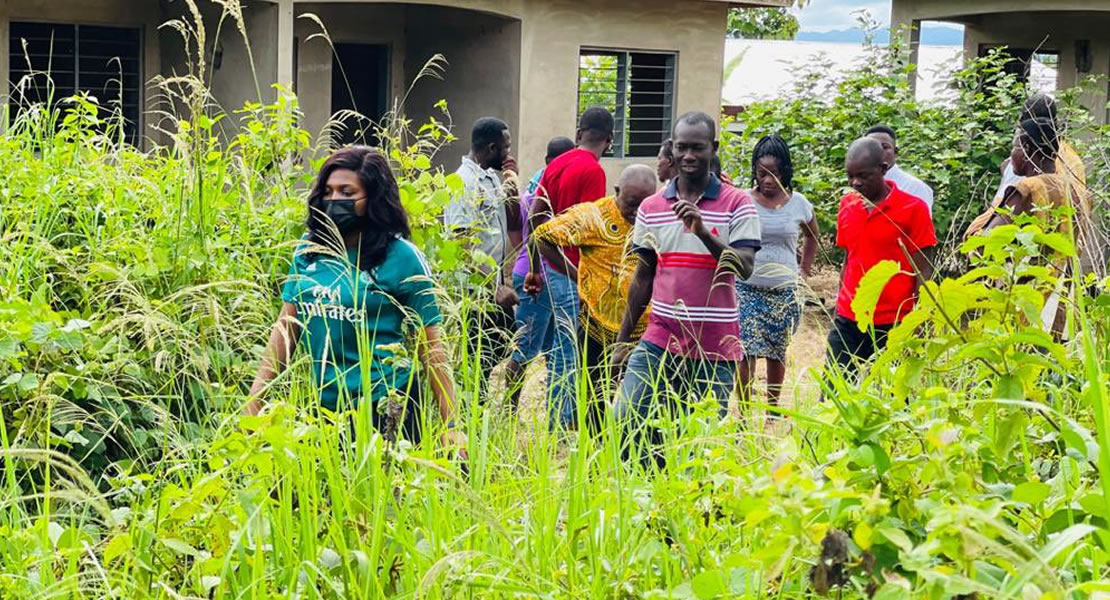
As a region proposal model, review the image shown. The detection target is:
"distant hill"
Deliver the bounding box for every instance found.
[796,24,964,46]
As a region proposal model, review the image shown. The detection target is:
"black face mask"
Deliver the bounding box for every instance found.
[322,199,361,235]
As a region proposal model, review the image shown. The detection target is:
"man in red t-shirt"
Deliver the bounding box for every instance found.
[521,106,613,428]
[826,136,937,383]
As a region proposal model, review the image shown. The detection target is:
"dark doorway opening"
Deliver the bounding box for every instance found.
[330,43,388,147]
[978,45,1059,93]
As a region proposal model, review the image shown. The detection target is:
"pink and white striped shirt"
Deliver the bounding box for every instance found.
[632,175,761,362]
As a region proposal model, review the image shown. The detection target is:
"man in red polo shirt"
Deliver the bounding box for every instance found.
[522,106,614,428]
[826,137,936,381]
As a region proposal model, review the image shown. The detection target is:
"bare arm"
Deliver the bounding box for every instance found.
[244,302,302,415]
[731,247,757,281]
[528,196,553,276]
[617,254,657,345]
[417,325,458,423]
[526,195,574,280]
[910,246,936,294]
[800,216,820,278]
[984,187,1033,231]
[504,185,523,285]
[419,327,468,457]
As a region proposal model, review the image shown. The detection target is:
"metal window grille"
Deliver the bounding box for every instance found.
[8,22,142,145]
[577,49,676,159]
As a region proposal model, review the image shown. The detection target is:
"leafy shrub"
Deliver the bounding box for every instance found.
[720,27,1031,263]
[2,6,1110,598]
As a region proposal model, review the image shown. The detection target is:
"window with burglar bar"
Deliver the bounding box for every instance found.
[8,22,143,145]
[578,49,676,159]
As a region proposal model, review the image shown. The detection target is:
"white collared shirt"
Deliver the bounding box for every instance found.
[446,156,508,277]
[887,164,934,213]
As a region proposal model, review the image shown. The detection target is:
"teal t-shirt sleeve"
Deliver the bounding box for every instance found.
[393,240,443,327]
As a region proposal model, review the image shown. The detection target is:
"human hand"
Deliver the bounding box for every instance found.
[610,342,634,372]
[523,271,545,295]
[672,199,708,236]
[502,155,518,175]
[495,284,519,310]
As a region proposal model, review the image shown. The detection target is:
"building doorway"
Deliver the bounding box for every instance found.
[330,43,389,146]
[979,45,1060,93]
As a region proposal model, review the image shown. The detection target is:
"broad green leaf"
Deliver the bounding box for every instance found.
[161,537,199,557]
[851,260,901,332]
[872,582,912,600]
[104,534,131,564]
[853,521,873,551]
[1013,481,1051,505]
[1033,231,1076,257]
[878,527,913,552]
[690,569,728,599]
[867,442,892,475]
[444,172,464,192]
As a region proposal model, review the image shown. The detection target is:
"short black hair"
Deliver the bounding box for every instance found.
[1019,117,1060,161]
[751,134,794,191]
[673,111,716,141]
[578,107,615,140]
[865,125,897,141]
[471,117,509,151]
[659,138,674,161]
[546,136,575,162]
[1023,93,1058,125]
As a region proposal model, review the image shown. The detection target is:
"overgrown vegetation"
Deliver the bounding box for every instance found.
[2,5,1110,599]
[727,2,808,41]
[721,24,1110,274]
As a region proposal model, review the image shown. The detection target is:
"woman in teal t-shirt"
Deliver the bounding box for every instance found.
[245,147,465,454]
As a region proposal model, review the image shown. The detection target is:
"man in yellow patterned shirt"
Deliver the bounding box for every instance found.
[530,164,657,428]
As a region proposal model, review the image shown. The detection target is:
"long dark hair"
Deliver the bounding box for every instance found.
[750,134,794,192]
[305,146,411,271]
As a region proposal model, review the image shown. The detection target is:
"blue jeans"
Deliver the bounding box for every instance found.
[615,341,735,463]
[511,273,555,363]
[512,267,580,428]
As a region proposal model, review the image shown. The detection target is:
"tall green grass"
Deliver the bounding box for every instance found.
[1,2,1110,598]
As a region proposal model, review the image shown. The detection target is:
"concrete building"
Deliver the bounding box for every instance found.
[2,0,787,180]
[891,0,1110,122]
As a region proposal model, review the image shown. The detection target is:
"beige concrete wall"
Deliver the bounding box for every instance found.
[518,0,729,185]
[891,3,1110,123]
[962,11,1110,124]
[294,2,409,145]
[3,0,733,185]
[1,0,162,142]
[403,4,520,172]
[289,0,729,186]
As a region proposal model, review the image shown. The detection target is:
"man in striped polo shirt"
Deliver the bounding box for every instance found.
[613,112,760,456]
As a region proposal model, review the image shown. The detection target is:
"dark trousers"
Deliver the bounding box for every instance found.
[580,329,615,434]
[824,315,893,384]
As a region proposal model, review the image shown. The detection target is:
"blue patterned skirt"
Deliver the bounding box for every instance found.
[736,283,801,362]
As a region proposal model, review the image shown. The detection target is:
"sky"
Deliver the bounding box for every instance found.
[794,0,964,33]
[795,0,892,32]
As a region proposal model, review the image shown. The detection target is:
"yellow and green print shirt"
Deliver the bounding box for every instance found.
[532,196,648,343]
